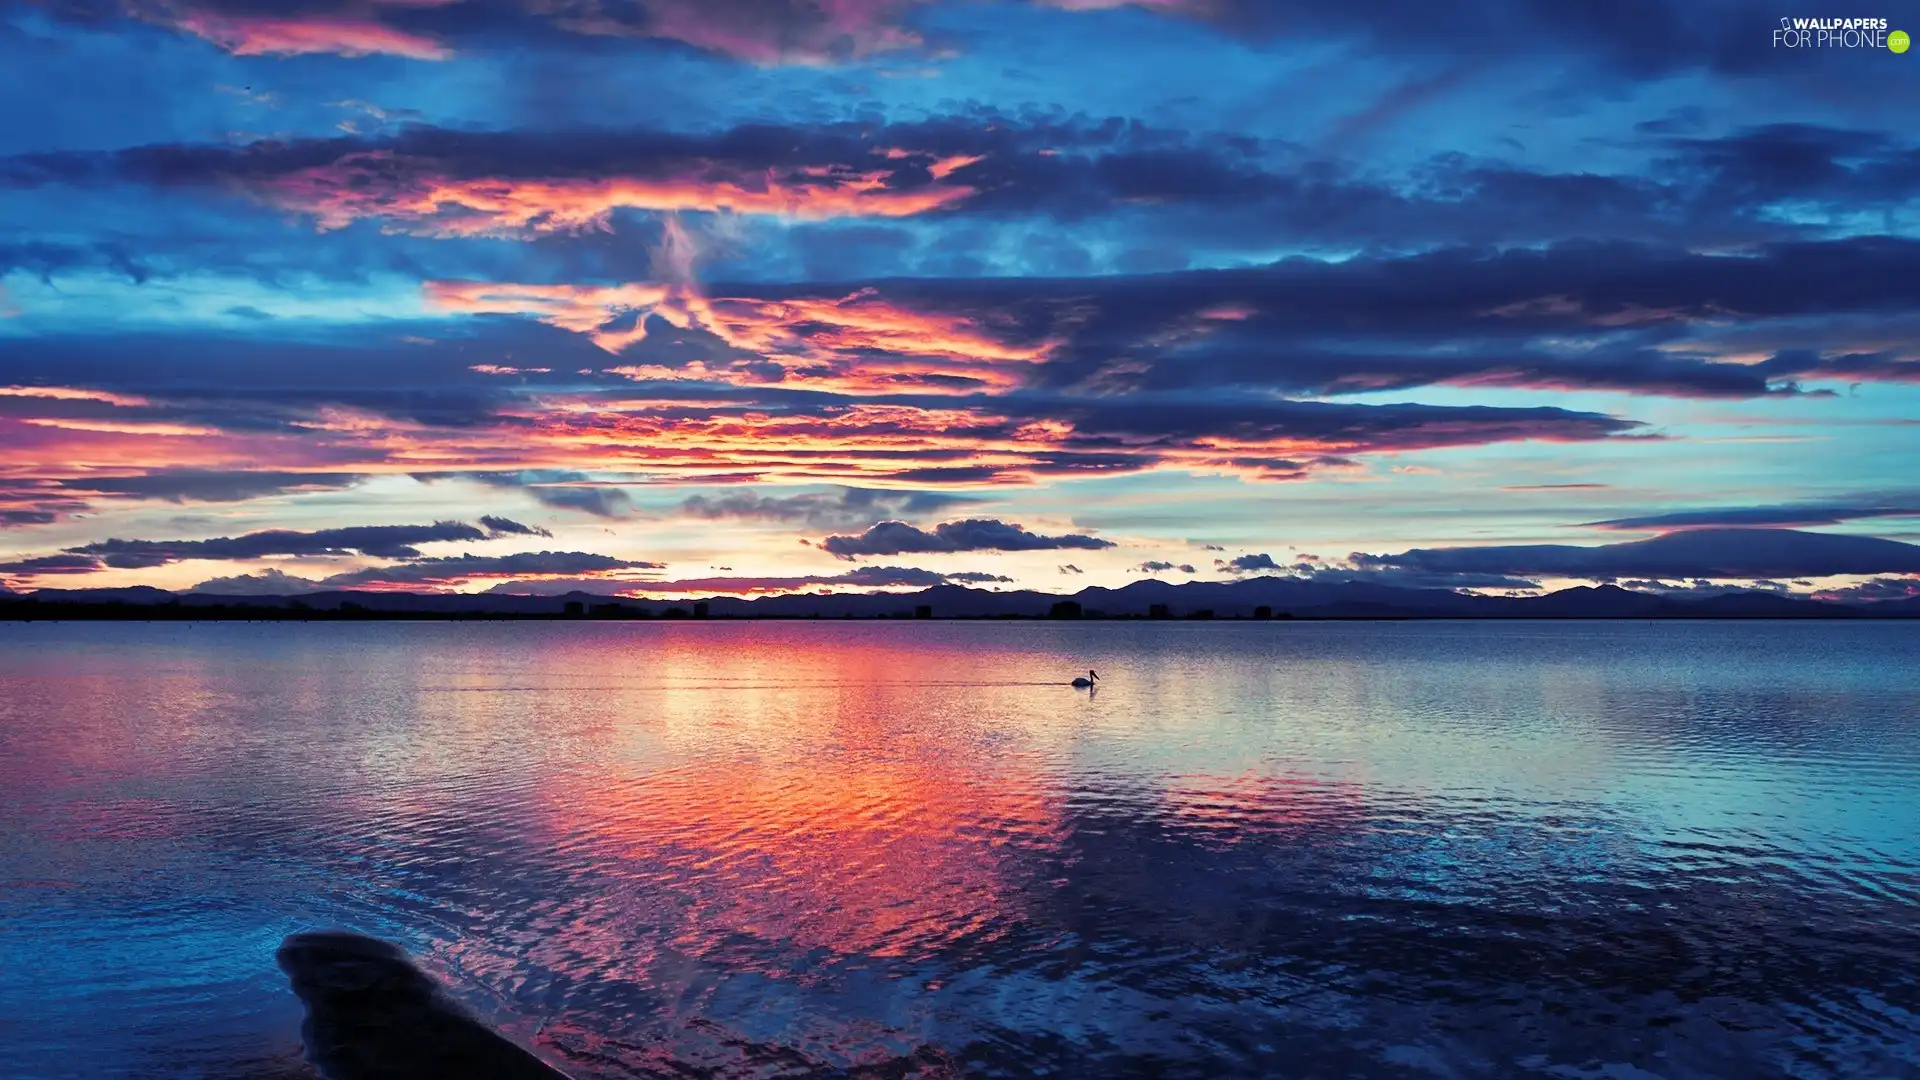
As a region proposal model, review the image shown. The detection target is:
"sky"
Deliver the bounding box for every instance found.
[1,0,1917,602]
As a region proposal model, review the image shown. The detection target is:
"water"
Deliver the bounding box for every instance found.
[2,620,1918,1080]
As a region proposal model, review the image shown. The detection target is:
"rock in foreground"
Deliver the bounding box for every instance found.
[275,931,571,1080]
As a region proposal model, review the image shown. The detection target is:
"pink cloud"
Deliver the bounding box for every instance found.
[165,0,461,59]
[253,151,976,236]
[426,281,1054,392]
[131,0,1222,66]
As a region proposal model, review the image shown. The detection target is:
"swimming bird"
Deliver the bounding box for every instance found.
[1071,670,1099,687]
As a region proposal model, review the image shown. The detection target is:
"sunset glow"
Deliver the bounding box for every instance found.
[1,0,1916,605]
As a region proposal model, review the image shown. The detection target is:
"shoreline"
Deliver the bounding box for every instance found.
[0,606,1907,623]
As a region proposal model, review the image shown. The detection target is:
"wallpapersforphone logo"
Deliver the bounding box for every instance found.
[1772,16,1908,50]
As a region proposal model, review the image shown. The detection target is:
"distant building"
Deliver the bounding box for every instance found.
[1148,603,1171,619]
[693,601,709,618]
[1186,608,1215,620]
[1254,605,1273,619]
[915,605,933,619]
[563,601,585,617]
[1048,600,1083,619]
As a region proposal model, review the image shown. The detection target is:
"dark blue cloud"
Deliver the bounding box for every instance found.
[1222,553,1280,573]
[1136,561,1196,574]
[1292,565,1544,591]
[1586,500,1920,531]
[480,564,1012,596]
[1,509,63,527]
[317,550,662,588]
[14,0,1880,86]
[11,121,1914,269]
[53,470,364,503]
[0,553,101,575]
[757,237,1920,399]
[62,517,545,567]
[821,518,1117,559]
[450,472,639,518]
[1812,577,1920,603]
[1355,528,1920,580]
[476,514,552,537]
[678,487,979,529]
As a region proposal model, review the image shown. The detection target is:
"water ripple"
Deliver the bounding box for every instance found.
[2,620,1918,1078]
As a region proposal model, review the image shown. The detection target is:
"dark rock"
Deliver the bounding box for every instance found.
[275,931,571,1080]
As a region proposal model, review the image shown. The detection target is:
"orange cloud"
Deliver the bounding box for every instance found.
[427,280,1055,393]
[0,386,151,407]
[260,153,976,236]
[18,418,224,437]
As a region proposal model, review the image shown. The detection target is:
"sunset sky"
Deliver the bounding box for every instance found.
[1,0,1917,600]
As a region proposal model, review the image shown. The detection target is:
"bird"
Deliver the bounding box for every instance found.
[1071,670,1099,687]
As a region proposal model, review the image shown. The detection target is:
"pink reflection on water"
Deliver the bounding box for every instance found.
[546,756,1058,963]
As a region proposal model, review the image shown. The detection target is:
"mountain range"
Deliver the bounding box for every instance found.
[3,578,1916,619]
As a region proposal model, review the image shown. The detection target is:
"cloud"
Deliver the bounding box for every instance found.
[0,553,104,576]
[1,510,62,528]
[522,486,637,518]
[188,567,327,595]
[21,232,1920,502]
[410,236,1920,414]
[1353,528,1920,581]
[546,0,926,64]
[1609,578,1791,601]
[0,320,1644,496]
[1585,500,1920,531]
[1812,577,1920,603]
[52,470,364,504]
[26,121,1920,254]
[1223,552,1280,573]
[26,124,992,238]
[61,519,536,567]
[678,487,978,529]
[0,313,1643,493]
[1058,564,1083,574]
[457,472,638,518]
[820,518,1117,559]
[1285,562,1543,592]
[477,514,553,537]
[485,563,1011,595]
[157,1,458,59]
[40,0,1815,80]
[1136,560,1196,574]
[92,0,929,64]
[987,236,1920,400]
[317,550,663,589]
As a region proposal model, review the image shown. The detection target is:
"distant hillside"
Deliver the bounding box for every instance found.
[1,578,1912,620]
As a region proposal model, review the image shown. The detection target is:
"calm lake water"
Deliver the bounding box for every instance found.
[2,620,1918,1079]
